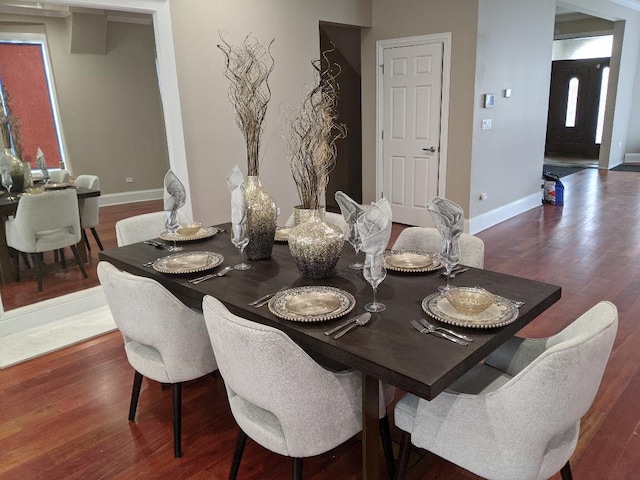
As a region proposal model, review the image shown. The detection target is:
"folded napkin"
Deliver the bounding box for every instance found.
[335,191,366,224]
[426,197,464,242]
[226,165,247,244]
[163,170,186,232]
[357,197,392,257]
[35,147,49,181]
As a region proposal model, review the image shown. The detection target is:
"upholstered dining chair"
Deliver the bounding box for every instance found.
[115,210,191,247]
[5,189,87,291]
[284,210,350,237]
[48,169,70,184]
[74,174,103,251]
[97,261,217,458]
[394,301,618,480]
[202,295,396,480]
[391,226,485,268]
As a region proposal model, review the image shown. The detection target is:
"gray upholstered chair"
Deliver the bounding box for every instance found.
[391,226,485,268]
[394,301,618,480]
[48,169,70,183]
[5,189,87,291]
[74,174,103,251]
[202,295,396,480]
[97,261,217,458]
[115,210,191,247]
[285,210,350,237]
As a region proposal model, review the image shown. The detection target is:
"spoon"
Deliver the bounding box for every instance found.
[334,313,371,339]
[189,266,232,284]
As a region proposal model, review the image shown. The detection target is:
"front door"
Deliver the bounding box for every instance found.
[545,58,609,158]
[380,41,444,226]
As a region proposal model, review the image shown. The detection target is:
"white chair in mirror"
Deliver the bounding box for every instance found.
[115,210,191,247]
[74,174,103,251]
[48,169,70,184]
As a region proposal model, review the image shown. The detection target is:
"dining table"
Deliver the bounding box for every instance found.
[99,223,561,480]
[0,185,101,284]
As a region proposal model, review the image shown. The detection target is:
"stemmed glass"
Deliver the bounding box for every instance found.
[165,212,183,252]
[231,224,250,271]
[363,253,387,312]
[2,174,14,201]
[438,237,460,294]
[347,220,363,270]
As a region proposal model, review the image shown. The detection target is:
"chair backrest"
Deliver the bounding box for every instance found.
[202,295,362,457]
[392,226,485,268]
[74,174,100,228]
[49,169,70,183]
[284,210,349,236]
[7,189,81,252]
[115,210,191,246]
[97,261,216,383]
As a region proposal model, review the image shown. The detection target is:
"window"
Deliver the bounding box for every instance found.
[0,33,67,168]
[565,77,579,128]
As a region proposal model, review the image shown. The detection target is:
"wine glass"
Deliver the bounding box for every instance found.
[165,211,183,252]
[438,237,461,294]
[347,220,363,270]
[2,173,14,201]
[231,224,250,271]
[363,253,387,312]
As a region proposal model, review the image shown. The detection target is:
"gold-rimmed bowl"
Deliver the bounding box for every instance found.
[24,186,45,195]
[177,222,202,237]
[445,287,495,315]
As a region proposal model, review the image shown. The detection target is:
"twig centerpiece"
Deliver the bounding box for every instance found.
[218,33,277,260]
[0,86,24,192]
[286,50,347,279]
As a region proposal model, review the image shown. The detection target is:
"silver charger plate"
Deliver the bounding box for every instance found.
[274,226,291,243]
[44,182,72,190]
[152,251,224,274]
[421,292,519,329]
[268,286,355,322]
[383,249,442,273]
[160,226,218,242]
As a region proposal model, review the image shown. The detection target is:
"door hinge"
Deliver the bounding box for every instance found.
[380,64,384,75]
[381,130,384,140]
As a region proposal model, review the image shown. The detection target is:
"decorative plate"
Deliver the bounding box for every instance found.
[274,226,291,243]
[44,182,71,190]
[421,292,519,329]
[160,226,218,242]
[268,286,355,322]
[152,251,223,274]
[383,249,442,273]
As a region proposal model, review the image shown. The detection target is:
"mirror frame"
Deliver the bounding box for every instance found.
[0,0,189,332]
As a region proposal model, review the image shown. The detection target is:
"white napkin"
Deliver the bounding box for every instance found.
[163,170,186,232]
[357,197,392,257]
[226,165,247,244]
[335,191,366,224]
[426,197,464,242]
[35,147,49,181]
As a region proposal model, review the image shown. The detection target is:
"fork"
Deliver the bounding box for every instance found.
[419,318,473,342]
[410,319,469,346]
[189,266,232,284]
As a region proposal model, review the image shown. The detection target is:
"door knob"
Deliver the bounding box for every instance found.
[422,146,437,153]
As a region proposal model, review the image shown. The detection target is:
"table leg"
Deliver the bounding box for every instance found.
[363,373,380,480]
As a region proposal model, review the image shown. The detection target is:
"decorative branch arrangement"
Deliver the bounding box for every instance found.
[218,33,275,176]
[287,47,347,210]
[0,85,23,159]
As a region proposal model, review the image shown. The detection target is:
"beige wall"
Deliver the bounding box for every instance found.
[169,0,372,226]
[0,13,168,195]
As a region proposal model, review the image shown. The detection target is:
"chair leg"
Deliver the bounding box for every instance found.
[292,457,303,480]
[70,245,88,278]
[128,371,144,421]
[82,229,91,252]
[560,461,573,480]
[20,252,31,269]
[395,431,412,480]
[172,383,182,458]
[380,414,396,479]
[33,253,43,292]
[91,227,104,251]
[11,249,20,282]
[60,248,67,269]
[229,429,248,480]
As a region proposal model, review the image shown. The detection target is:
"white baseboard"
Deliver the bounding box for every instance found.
[469,192,542,234]
[0,286,108,337]
[98,188,163,207]
[624,153,640,164]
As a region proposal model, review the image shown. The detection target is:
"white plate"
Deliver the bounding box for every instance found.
[268,286,355,322]
[152,251,224,274]
[383,249,442,273]
[160,226,218,242]
[421,292,519,329]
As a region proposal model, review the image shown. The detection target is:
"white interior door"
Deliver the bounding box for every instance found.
[380,41,444,226]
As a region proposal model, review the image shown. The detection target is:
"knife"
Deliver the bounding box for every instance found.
[324,313,368,336]
[248,292,275,306]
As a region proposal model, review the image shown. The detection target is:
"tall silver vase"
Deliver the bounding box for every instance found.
[288,206,344,279]
[244,176,277,260]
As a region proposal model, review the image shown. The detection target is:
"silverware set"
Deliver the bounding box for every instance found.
[248,287,288,308]
[410,318,472,346]
[440,265,470,277]
[144,240,165,248]
[189,266,232,284]
[324,312,371,339]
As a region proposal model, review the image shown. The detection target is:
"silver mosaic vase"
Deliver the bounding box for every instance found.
[4,149,24,193]
[244,176,277,260]
[288,206,344,279]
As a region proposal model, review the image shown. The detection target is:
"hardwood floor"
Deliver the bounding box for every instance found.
[2,169,639,479]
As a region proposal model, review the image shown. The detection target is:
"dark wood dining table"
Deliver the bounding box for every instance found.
[0,185,101,284]
[99,223,561,480]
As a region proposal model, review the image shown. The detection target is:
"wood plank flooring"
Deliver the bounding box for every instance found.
[1,169,639,479]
